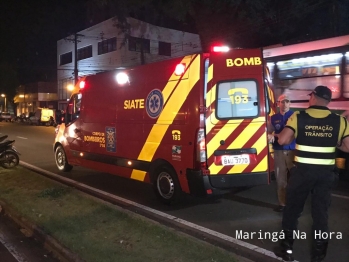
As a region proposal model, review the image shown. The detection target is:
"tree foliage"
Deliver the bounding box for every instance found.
[87,0,341,51]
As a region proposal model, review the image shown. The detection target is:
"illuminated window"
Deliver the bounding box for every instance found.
[345,52,349,98]
[274,53,343,100]
[276,53,342,79]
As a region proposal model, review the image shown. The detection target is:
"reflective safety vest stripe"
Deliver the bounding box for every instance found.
[294,156,335,165]
[296,144,336,153]
[295,144,336,165]
[295,109,340,166]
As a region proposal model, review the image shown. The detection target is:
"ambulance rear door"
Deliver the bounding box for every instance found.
[205,48,269,184]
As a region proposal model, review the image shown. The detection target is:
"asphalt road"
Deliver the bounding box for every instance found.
[1,122,349,262]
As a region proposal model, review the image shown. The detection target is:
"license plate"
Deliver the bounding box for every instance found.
[222,155,250,166]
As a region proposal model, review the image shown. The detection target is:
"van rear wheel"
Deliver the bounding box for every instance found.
[153,165,182,204]
[55,145,73,172]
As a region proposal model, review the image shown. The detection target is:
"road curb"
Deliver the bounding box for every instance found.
[0,199,84,262]
[20,161,288,262]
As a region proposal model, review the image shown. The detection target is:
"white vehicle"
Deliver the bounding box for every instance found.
[0,112,13,122]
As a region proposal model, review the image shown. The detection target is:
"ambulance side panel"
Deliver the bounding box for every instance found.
[63,55,204,194]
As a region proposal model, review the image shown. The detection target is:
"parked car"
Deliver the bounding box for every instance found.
[0,112,13,122]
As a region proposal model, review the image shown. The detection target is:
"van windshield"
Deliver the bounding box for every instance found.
[216,80,259,119]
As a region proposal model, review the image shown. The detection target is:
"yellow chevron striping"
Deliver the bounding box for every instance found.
[208,162,226,175]
[206,118,244,158]
[268,86,274,103]
[131,170,148,181]
[227,162,249,174]
[137,124,170,161]
[251,129,267,155]
[205,111,219,134]
[131,55,201,181]
[227,118,264,150]
[162,81,179,104]
[227,128,267,174]
[267,84,276,116]
[208,117,265,175]
[252,155,268,172]
[218,120,263,174]
[205,84,216,109]
[208,64,213,83]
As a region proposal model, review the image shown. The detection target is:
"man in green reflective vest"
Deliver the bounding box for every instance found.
[274,85,349,262]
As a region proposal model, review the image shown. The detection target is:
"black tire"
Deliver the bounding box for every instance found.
[0,151,19,169]
[55,145,73,172]
[152,164,182,204]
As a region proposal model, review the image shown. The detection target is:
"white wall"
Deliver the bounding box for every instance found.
[57,17,201,109]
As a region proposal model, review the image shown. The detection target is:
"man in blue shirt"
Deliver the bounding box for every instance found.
[268,94,296,212]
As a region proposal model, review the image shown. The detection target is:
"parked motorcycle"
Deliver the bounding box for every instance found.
[13,113,29,123]
[45,116,57,127]
[0,135,20,168]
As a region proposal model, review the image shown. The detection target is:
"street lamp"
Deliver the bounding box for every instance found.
[1,94,6,112]
[67,84,74,91]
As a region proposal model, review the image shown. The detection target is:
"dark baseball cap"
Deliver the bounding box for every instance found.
[308,85,332,101]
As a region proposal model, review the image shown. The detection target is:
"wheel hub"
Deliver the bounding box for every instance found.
[157,172,174,199]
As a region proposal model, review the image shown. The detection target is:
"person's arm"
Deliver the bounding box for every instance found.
[276,111,298,145]
[337,137,349,152]
[341,110,349,121]
[276,127,295,145]
[337,116,349,152]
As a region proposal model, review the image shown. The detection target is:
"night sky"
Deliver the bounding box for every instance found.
[1,0,349,96]
[0,0,87,86]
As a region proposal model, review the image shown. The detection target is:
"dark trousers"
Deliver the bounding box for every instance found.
[282,165,335,235]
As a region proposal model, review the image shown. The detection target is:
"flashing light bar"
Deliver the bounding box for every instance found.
[116,72,129,85]
[79,81,86,89]
[212,46,230,53]
[174,63,186,76]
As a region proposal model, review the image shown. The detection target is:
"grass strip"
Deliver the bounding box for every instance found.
[0,166,240,262]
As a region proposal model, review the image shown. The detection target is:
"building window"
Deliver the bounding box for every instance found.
[60,52,72,65]
[159,41,171,56]
[98,37,117,55]
[128,37,150,53]
[77,45,92,61]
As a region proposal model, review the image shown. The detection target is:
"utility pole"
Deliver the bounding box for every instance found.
[74,33,79,84]
[64,33,84,85]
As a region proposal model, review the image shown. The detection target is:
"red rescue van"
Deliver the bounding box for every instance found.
[54,47,276,203]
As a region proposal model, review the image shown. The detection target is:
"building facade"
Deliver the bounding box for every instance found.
[57,17,202,110]
[14,82,58,117]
